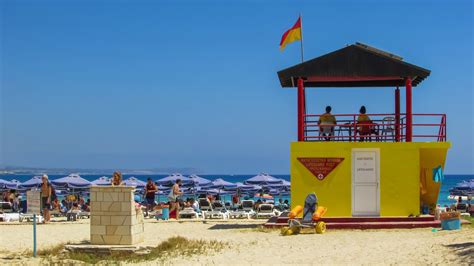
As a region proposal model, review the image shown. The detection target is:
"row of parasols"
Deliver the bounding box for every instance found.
[0,173,291,196]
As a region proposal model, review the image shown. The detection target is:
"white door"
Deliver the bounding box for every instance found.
[352,149,380,216]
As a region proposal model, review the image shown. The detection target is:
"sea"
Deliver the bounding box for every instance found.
[1,174,472,206]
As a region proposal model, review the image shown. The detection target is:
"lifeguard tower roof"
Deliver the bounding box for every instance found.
[278,42,431,88]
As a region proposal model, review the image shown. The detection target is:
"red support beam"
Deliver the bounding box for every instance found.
[306,76,404,82]
[395,87,400,142]
[405,78,413,142]
[297,78,305,141]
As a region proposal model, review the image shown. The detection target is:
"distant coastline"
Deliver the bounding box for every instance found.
[0,166,290,176]
[0,166,200,175]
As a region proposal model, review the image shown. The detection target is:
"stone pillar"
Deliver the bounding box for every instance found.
[90,186,144,245]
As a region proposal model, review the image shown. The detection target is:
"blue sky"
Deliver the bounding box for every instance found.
[0,0,472,174]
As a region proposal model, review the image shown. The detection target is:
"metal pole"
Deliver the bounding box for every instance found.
[299,13,304,63]
[33,213,37,257]
[405,78,413,142]
[299,14,307,139]
[395,87,400,142]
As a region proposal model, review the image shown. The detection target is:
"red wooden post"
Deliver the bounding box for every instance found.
[405,78,413,142]
[395,87,400,142]
[297,78,305,141]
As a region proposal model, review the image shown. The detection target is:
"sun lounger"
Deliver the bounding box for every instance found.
[50,209,65,217]
[0,202,13,213]
[242,200,255,213]
[209,201,229,219]
[256,204,279,219]
[77,211,90,219]
[179,207,202,219]
[0,202,23,222]
[19,213,44,223]
[0,212,20,222]
[199,198,213,219]
[456,203,468,213]
[229,200,256,219]
[66,210,84,221]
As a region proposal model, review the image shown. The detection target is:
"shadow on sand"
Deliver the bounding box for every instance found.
[444,242,474,262]
[207,224,259,230]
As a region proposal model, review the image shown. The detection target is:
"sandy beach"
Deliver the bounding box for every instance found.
[0,219,472,265]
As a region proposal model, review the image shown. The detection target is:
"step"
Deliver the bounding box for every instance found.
[276,216,435,224]
[264,219,470,230]
[326,221,441,229]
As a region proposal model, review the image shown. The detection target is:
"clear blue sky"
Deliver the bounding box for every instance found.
[1,0,472,174]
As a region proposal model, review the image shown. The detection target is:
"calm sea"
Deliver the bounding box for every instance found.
[1,174,471,206]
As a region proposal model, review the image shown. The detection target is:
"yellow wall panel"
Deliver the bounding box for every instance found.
[290,142,450,217]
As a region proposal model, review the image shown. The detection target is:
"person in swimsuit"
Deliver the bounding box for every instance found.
[41,174,52,223]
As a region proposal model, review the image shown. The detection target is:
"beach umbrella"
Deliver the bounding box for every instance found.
[9,179,22,189]
[157,184,168,190]
[21,176,43,188]
[226,182,261,192]
[0,179,14,189]
[123,177,146,188]
[181,186,200,195]
[456,180,474,189]
[155,173,194,186]
[91,176,111,186]
[188,174,212,186]
[208,178,236,189]
[268,188,283,195]
[267,179,291,188]
[51,174,91,188]
[197,188,231,195]
[244,173,283,185]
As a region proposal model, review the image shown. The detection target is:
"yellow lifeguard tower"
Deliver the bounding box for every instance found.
[278,43,450,218]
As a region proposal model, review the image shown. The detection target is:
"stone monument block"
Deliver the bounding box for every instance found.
[90,186,144,245]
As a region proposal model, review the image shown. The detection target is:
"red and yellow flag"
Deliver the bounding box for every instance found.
[280,17,302,51]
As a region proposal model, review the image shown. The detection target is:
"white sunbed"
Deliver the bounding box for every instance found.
[229,200,256,219]
[256,204,280,219]
[179,207,202,219]
[209,201,229,219]
[19,213,44,223]
[0,212,20,222]
[198,198,212,219]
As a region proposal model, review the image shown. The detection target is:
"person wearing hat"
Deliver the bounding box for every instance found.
[41,174,52,223]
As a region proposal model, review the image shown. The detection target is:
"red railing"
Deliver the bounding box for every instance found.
[304,113,446,142]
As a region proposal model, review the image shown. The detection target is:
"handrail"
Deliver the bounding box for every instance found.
[303,113,446,142]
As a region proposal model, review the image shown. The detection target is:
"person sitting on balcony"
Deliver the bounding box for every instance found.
[357,106,374,141]
[318,106,337,141]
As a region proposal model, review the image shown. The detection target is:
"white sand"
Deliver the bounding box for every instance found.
[0,219,472,265]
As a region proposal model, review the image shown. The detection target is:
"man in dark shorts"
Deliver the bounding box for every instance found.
[41,174,52,223]
[144,178,157,217]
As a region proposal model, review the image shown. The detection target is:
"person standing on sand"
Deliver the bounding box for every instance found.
[111,171,124,186]
[144,178,157,217]
[41,174,52,223]
[168,179,183,220]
